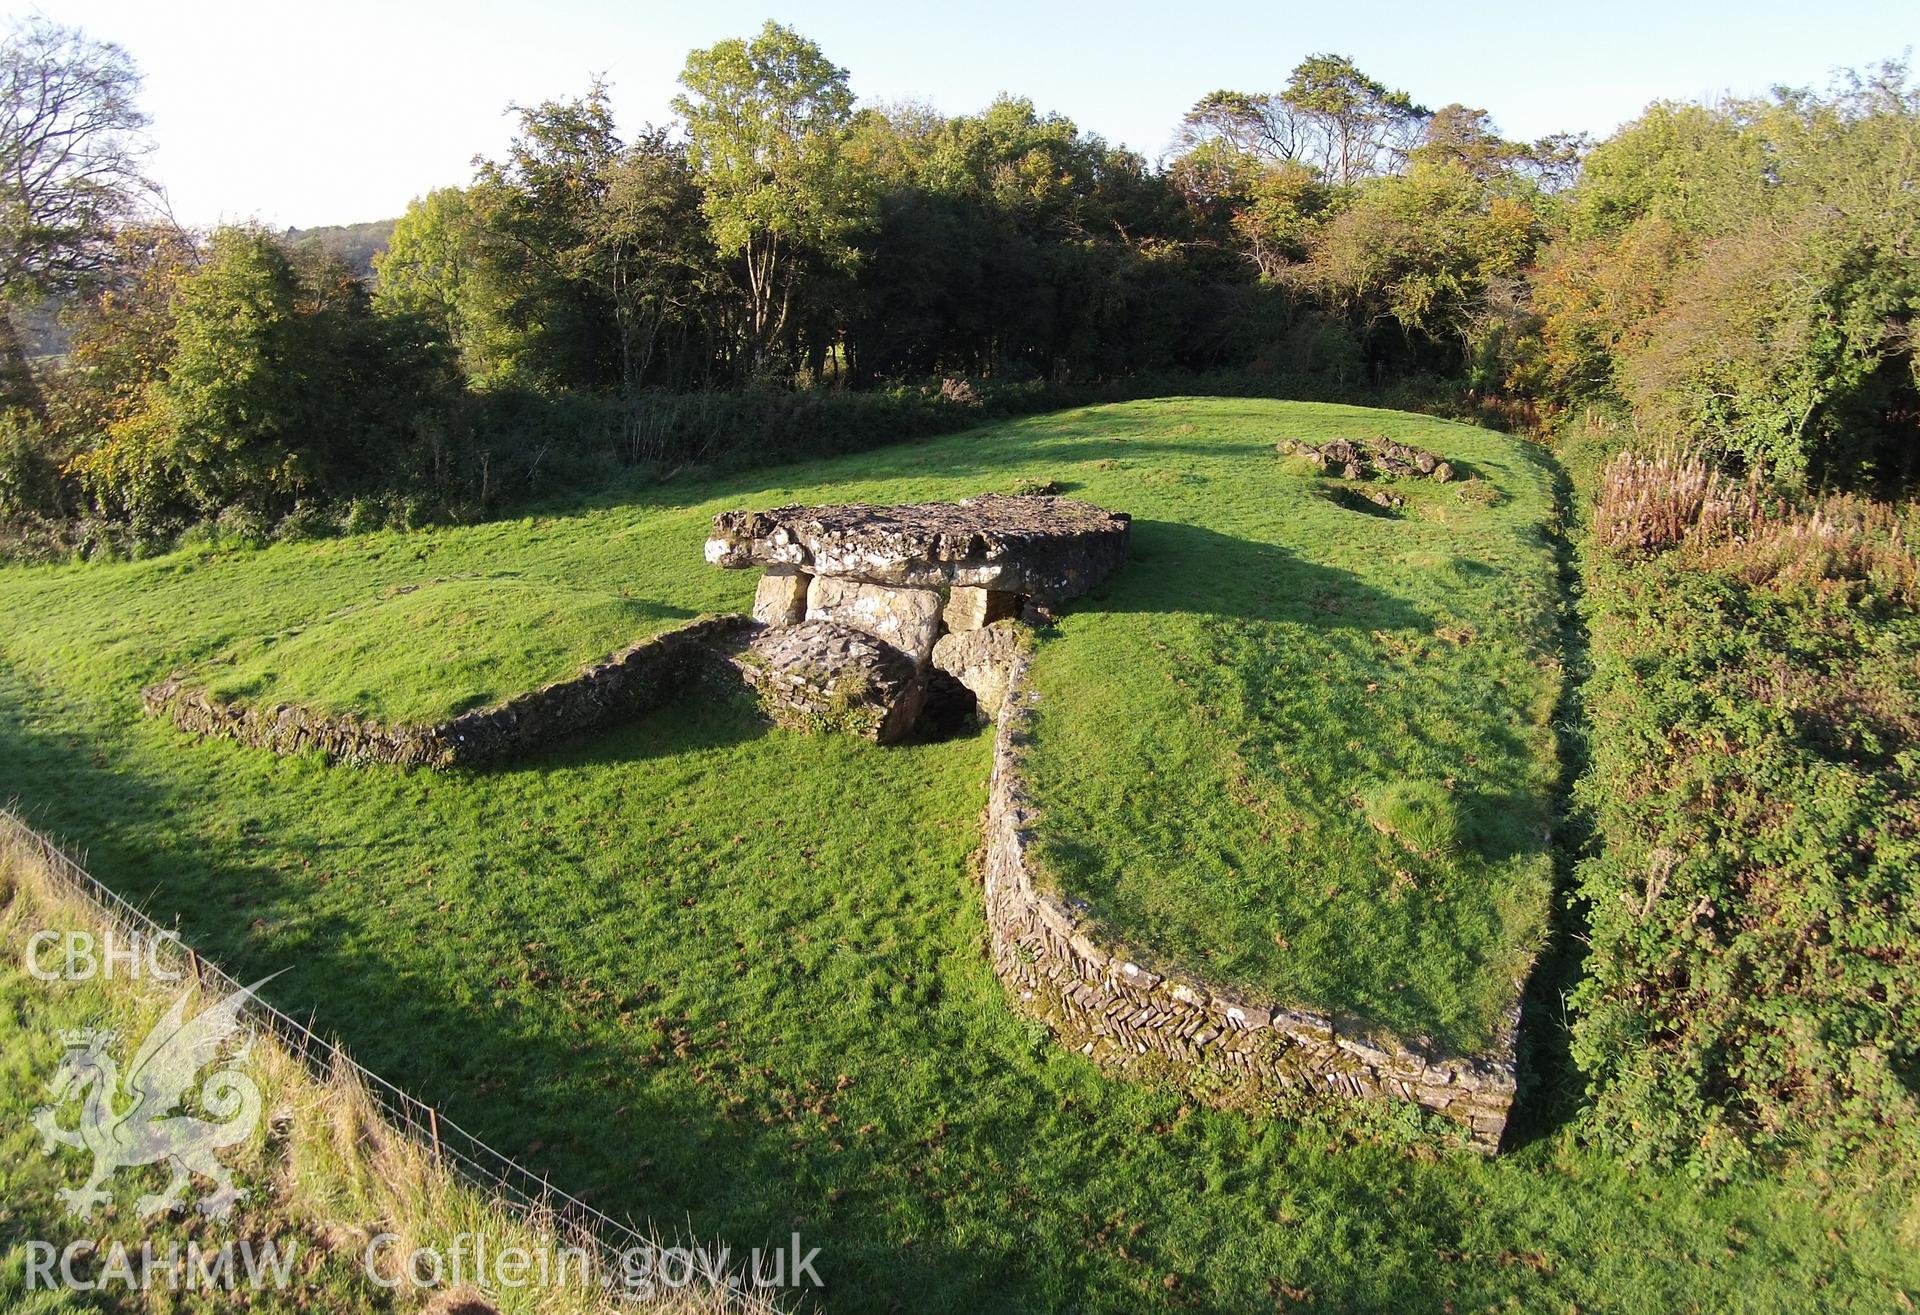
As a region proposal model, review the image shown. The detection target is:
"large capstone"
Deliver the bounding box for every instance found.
[733,620,926,744]
[804,576,943,664]
[706,494,1131,603]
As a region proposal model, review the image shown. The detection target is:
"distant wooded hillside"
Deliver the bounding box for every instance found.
[282,218,396,278]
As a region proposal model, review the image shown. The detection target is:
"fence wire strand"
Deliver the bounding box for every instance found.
[2,807,677,1268]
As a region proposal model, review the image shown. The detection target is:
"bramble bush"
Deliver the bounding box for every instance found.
[1572,450,1920,1179]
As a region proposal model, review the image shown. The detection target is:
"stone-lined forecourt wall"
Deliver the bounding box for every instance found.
[982,652,1522,1151]
[142,615,760,770]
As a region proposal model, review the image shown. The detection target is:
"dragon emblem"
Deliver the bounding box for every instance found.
[31,975,278,1221]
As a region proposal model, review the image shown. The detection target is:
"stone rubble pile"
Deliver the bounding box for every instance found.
[707,494,1129,743]
[1279,436,1455,484]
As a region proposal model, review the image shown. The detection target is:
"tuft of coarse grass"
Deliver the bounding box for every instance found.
[1592,447,1918,601]
[1362,779,1462,859]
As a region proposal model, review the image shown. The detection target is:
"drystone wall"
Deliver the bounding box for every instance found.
[143,615,758,770]
[981,653,1522,1152]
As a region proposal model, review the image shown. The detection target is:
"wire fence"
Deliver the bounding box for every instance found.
[0,805,714,1288]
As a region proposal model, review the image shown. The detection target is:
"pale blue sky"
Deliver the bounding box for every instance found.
[31,0,1920,229]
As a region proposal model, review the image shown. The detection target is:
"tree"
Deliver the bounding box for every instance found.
[1283,54,1429,185]
[1172,58,1430,292]
[1176,56,1429,188]
[0,17,155,410]
[464,83,626,389]
[590,129,716,392]
[72,228,315,520]
[1298,157,1542,373]
[47,222,197,449]
[375,188,478,352]
[1566,100,1767,242]
[1533,64,1920,485]
[673,22,868,372]
[0,18,153,299]
[70,226,462,527]
[1177,90,1311,168]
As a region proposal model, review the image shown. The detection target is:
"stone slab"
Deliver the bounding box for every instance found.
[930,621,1026,720]
[805,576,943,664]
[752,566,811,626]
[707,494,1131,603]
[733,619,926,744]
[943,585,1022,632]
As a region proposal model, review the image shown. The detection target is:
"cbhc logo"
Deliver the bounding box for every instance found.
[25,930,182,981]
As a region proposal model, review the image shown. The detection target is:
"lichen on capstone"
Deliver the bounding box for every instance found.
[706,494,1131,602]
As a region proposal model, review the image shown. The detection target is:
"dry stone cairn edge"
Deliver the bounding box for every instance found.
[980,649,1524,1152]
[142,615,760,769]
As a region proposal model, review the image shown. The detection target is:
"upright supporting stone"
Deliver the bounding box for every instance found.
[931,620,1026,719]
[752,566,810,626]
[943,586,1021,633]
[805,576,943,664]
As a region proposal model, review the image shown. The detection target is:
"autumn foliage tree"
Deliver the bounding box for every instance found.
[1527,64,1920,485]
[11,20,1920,552]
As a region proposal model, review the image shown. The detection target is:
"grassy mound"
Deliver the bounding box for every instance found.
[198,576,687,725]
[0,400,1911,1312]
[1017,403,1560,1051]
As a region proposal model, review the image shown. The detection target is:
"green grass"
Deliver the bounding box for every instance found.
[146,399,1554,1050]
[0,399,1913,1312]
[196,575,700,725]
[0,891,402,1315]
[1018,403,1560,1049]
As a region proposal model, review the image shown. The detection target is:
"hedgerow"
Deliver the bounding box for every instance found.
[1571,451,1920,1178]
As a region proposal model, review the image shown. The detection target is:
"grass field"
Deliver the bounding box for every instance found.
[0,399,1914,1312]
[0,825,757,1315]
[1019,403,1559,1049]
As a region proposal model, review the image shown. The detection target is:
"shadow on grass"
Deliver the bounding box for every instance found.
[1501,442,1594,1151]
[0,684,1019,1307]
[1318,485,1403,519]
[575,414,1288,516]
[0,639,1524,1315]
[0,671,1246,1312]
[1085,518,1435,633]
[1032,518,1565,1055]
[0,413,1567,1310]
[566,397,1504,524]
